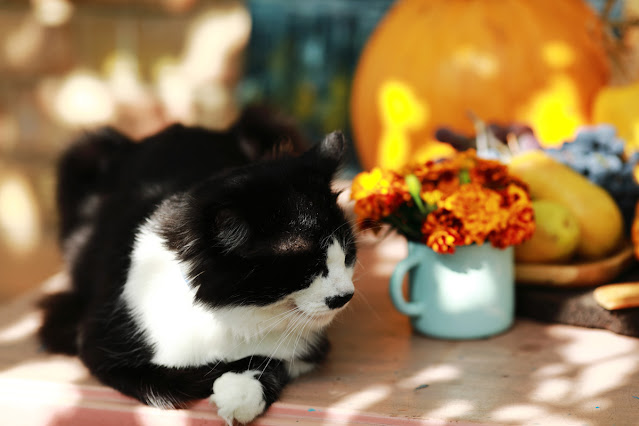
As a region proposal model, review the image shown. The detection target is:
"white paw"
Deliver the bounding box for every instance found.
[210,370,266,425]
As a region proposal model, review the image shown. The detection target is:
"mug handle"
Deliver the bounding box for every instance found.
[389,253,425,316]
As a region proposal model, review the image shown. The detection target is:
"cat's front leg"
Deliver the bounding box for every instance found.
[210,356,289,425]
[211,370,267,424]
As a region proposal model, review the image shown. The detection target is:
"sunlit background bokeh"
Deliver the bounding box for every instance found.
[0,0,637,299]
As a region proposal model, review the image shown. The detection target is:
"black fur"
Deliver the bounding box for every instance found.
[38,107,356,421]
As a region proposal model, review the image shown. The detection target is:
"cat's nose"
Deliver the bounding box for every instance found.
[325,293,354,309]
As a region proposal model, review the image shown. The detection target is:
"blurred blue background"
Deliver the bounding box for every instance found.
[240,0,394,170]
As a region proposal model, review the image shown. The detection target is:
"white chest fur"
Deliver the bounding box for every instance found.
[122,225,327,369]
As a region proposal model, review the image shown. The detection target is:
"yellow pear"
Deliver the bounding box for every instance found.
[515,200,580,263]
[509,150,623,260]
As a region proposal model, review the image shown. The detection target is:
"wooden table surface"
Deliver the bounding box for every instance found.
[2,235,639,425]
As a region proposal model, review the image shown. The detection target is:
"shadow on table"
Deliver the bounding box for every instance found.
[288,239,639,426]
[2,238,638,425]
[0,273,227,426]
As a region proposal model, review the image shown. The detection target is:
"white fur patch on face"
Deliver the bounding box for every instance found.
[291,238,354,322]
[122,223,337,369]
[210,370,266,425]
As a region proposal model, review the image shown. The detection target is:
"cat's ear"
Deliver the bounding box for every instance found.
[233,105,310,160]
[215,208,250,254]
[307,131,346,176]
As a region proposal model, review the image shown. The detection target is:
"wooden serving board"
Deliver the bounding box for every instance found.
[514,242,639,337]
[515,248,639,337]
[515,243,635,287]
[516,284,639,338]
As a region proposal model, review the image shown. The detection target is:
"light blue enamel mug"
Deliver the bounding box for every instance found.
[390,241,515,339]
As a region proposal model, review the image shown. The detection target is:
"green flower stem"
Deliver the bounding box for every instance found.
[405,174,427,215]
[424,203,437,215]
[459,168,471,184]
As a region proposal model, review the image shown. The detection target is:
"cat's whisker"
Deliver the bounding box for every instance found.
[329,219,356,237]
[260,302,325,376]
[247,307,304,369]
[288,314,314,370]
[289,315,317,375]
[353,288,383,323]
[350,272,371,290]
[302,314,316,351]
[257,311,308,378]
[215,304,309,376]
[256,312,302,367]
[264,304,302,319]
[255,305,301,330]
[204,307,303,377]
[328,221,360,247]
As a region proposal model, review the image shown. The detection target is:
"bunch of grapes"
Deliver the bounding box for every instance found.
[544,125,639,231]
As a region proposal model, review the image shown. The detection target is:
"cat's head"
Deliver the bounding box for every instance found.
[160,131,357,325]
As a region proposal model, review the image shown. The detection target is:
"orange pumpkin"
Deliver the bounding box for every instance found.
[350,0,610,170]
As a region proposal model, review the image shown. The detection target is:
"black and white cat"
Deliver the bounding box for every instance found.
[38,108,357,425]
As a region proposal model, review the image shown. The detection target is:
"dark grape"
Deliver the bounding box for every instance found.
[544,124,638,232]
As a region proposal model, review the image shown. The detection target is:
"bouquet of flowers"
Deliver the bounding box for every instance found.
[350,150,536,254]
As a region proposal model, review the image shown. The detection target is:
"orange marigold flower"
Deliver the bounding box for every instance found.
[426,230,459,254]
[440,183,505,244]
[412,159,460,185]
[471,158,511,188]
[501,183,532,208]
[351,168,408,222]
[353,195,399,223]
[352,149,535,252]
[351,168,400,200]
[490,204,535,248]
[435,176,461,198]
[421,210,467,253]
[421,189,443,207]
